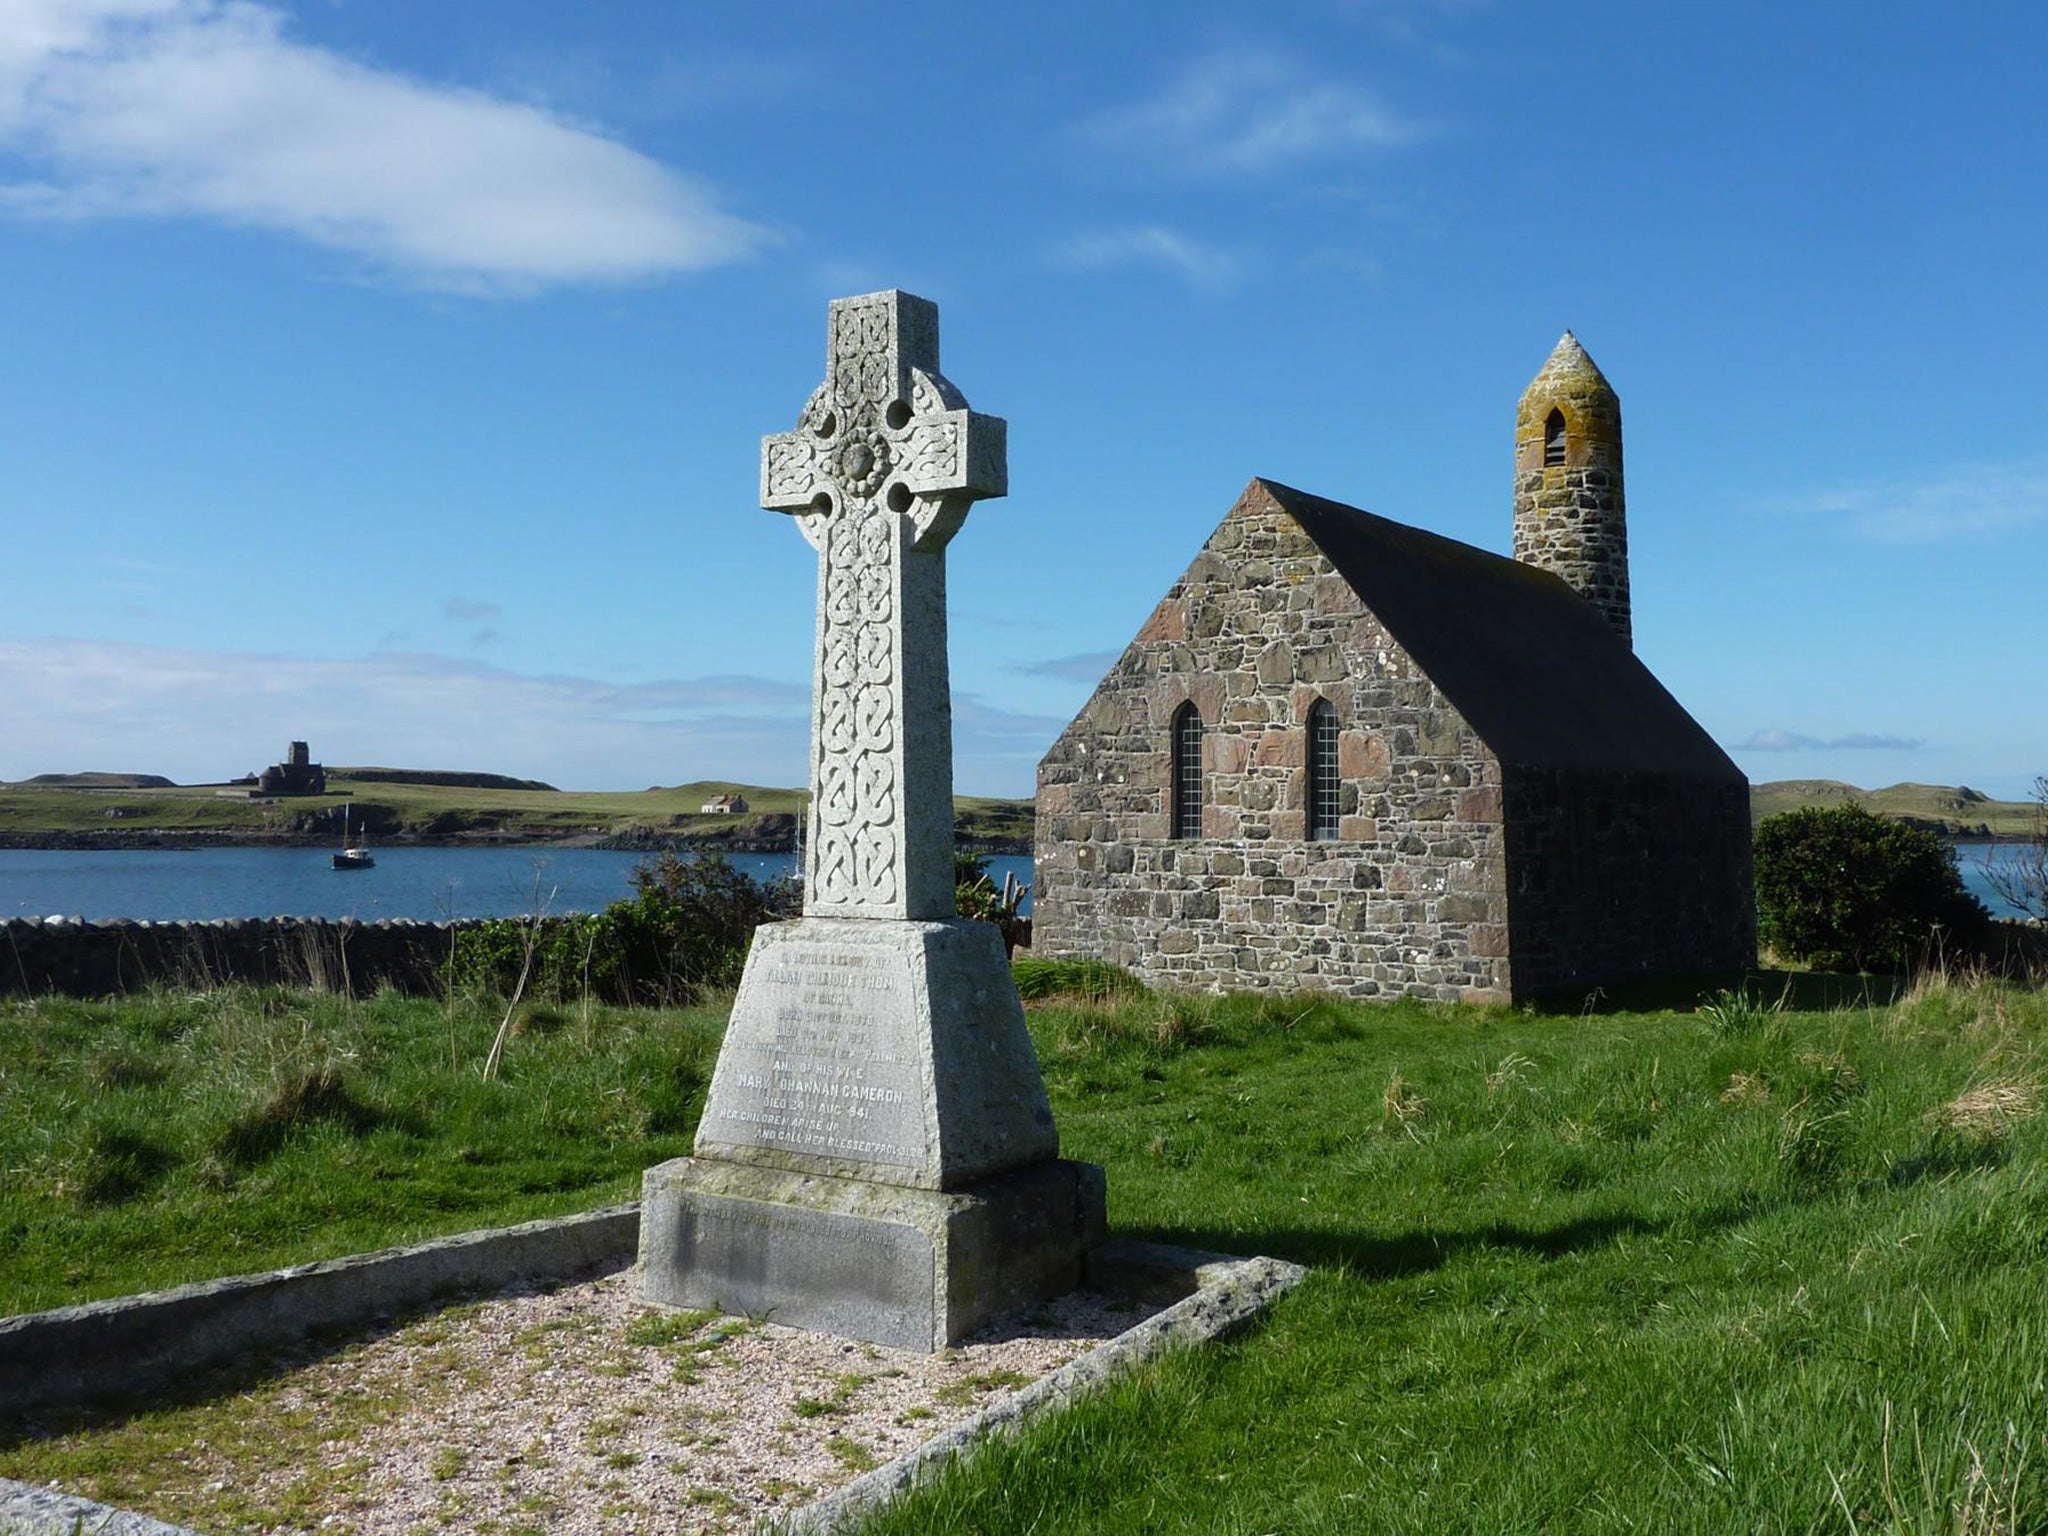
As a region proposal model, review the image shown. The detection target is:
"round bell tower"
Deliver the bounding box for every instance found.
[1513,332,1630,647]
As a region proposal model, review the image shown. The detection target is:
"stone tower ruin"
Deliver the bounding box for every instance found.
[1512,333,1631,647]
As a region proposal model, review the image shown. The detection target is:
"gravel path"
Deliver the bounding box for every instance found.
[33,1273,1157,1535]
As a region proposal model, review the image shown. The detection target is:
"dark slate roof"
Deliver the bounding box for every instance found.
[1254,479,1742,778]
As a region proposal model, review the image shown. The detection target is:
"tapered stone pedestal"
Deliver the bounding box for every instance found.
[639,918,1106,1351]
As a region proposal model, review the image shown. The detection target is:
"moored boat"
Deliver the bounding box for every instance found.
[333,805,374,870]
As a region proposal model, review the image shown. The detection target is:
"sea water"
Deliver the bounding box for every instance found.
[0,847,1036,922]
[0,844,2028,925]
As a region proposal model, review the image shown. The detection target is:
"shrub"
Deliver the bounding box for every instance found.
[613,852,800,1001]
[955,850,1030,955]
[446,853,798,1005]
[1755,804,1989,973]
[458,909,631,1003]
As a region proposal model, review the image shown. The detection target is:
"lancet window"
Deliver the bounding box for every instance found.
[1172,704,1204,840]
[1308,699,1341,841]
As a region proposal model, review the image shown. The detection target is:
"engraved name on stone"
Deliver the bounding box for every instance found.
[700,946,926,1167]
[690,1202,909,1252]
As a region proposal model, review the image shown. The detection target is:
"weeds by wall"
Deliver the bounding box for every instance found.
[1,917,465,999]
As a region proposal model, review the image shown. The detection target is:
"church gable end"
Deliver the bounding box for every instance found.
[1034,481,1511,1002]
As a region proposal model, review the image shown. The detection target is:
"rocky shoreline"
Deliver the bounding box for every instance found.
[0,828,1033,856]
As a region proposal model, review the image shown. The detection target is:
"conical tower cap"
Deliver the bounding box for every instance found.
[1524,331,1615,399]
[1518,330,1620,436]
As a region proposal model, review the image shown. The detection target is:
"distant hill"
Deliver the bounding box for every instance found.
[328,767,559,793]
[0,773,1033,850]
[1753,779,2037,837]
[20,772,176,789]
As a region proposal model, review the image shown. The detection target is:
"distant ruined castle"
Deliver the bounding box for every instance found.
[257,740,326,796]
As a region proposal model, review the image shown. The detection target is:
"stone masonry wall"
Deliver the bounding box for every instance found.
[1034,486,1510,1002]
[1502,768,1755,998]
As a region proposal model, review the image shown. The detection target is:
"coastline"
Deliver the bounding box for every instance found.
[0,829,1034,856]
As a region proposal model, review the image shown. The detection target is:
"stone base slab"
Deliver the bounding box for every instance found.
[638,1157,1107,1352]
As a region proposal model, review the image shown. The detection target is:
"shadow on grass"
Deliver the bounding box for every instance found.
[1884,1137,2010,1189]
[1524,969,1908,1017]
[1133,1191,1786,1280]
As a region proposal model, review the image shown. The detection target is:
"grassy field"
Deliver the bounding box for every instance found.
[6,770,2036,848]
[5,969,2048,1531]
[0,988,727,1313]
[0,773,1035,848]
[1754,778,2040,837]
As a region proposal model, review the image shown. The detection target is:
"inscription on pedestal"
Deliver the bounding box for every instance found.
[647,1190,937,1351]
[696,939,930,1172]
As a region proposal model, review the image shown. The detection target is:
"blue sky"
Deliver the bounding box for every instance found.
[0,0,2042,798]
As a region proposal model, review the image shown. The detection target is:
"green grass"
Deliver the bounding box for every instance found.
[0,773,1035,847]
[7,970,2048,1531]
[0,986,726,1312]
[854,972,2048,1534]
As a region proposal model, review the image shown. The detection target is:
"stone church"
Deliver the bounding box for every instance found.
[1032,335,1755,1004]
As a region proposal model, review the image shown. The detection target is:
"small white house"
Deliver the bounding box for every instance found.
[700,793,748,815]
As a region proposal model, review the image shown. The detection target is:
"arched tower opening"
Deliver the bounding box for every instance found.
[1513,333,1631,647]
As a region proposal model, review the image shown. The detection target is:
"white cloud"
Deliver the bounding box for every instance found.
[0,0,766,291]
[1088,48,1419,175]
[0,638,1060,796]
[1056,225,1240,292]
[0,637,809,788]
[1787,462,2048,543]
[1008,649,1122,681]
[1737,729,1925,752]
[951,693,1068,797]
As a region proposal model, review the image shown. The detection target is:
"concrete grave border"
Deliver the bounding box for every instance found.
[0,1205,641,1422]
[0,1222,1302,1536]
[0,1479,206,1535]
[772,1239,1307,1535]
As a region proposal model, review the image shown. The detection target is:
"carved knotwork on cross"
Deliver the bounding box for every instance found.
[761,290,1007,921]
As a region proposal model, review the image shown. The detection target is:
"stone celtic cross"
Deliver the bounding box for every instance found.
[761,290,1007,920]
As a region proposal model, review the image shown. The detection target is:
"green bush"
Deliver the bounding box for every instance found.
[449,849,1039,1002]
[613,851,799,999]
[447,910,619,1002]
[955,850,1029,954]
[1755,803,1989,973]
[448,852,798,1004]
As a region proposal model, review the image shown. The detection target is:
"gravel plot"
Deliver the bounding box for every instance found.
[40,1273,1159,1535]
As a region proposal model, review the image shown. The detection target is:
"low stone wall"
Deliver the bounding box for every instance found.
[0,916,476,998]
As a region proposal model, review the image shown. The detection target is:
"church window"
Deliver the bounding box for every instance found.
[1308,700,1341,840]
[1544,408,1568,467]
[1172,704,1204,840]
